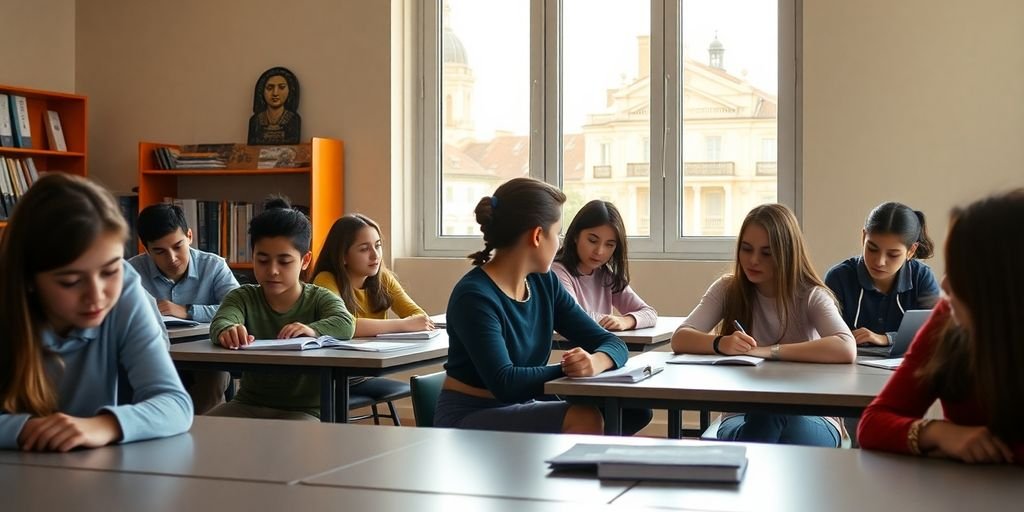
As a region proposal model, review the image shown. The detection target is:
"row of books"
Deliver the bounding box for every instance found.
[0,157,40,219]
[151,147,227,170]
[0,94,67,150]
[168,198,263,263]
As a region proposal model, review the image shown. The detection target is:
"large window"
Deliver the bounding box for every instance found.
[418,0,797,258]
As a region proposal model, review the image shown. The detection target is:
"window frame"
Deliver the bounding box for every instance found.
[415,0,800,260]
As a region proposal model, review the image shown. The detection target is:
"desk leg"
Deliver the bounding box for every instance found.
[320,368,337,423]
[700,409,710,431]
[604,398,622,436]
[667,409,682,439]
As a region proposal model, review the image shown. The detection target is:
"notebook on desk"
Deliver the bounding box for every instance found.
[239,336,411,352]
[856,309,931,358]
[162,315,199,328]
[547,443,748,483]
[375,330,441,340]
[857,357,903,370]
[667,354,764,366]
[569,360,664,383]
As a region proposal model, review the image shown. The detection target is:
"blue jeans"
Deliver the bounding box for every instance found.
[718,413,840,447]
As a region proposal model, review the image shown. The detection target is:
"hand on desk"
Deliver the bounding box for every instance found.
[158,300,188,319]
[402,315,435,332]
[853,328,888,346]
[720,331,759,355]
[278,322,315,339]
[18,413,123,452]
[219,324,254,349]
[598,314,636,332]
[560,347,613,377]
[924,422,1015,464]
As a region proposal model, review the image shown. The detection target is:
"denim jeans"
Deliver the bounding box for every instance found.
[718,413,840,447]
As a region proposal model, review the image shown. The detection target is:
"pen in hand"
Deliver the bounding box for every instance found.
[733,320,747,334]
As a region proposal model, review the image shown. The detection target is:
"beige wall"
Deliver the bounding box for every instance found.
[399,0,1024,316]
[0,0,75,92]
[75,0,394,241]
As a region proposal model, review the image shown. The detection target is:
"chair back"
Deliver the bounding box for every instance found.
[409,371,446,427]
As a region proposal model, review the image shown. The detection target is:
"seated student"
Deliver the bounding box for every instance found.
[436,177,652,435]
[0,174,193,451]
[859,190,1024,464]
[825,202,940,347]
[206,197,355,421]
[312,214,433,336]
[671,204,856,447]
[128,203,240,414]
[551,200,657,331]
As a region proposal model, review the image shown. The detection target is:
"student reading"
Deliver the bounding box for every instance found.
[0,174,193,451]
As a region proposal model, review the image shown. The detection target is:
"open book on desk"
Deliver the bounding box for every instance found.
[547,443,748,483]
[668,354,764,366]
[569,360,664,383]
[239,336,411,352]
[375,329,441,340]
[161,315,199,328]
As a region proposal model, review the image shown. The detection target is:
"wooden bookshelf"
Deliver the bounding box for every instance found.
[136,138,344,267]
[0,84,88,229]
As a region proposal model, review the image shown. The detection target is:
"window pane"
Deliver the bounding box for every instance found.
[440,0,530,236]
[680,0,777,237]
[562,0,651,237]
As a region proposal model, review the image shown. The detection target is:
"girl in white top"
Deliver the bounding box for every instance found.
[671,203,855,447]
[551,200,657,331]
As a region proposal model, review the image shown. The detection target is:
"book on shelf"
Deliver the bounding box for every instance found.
[569,359,664,383]
[161,315,200,328]
[8,95,31,148]
[0,93,13,147]
[44,110,67,151]
[667,354,764,366]
[857,357,902,370]
[547,443,749,483]
[239,336,412,352]
[150,143,313,170]
[374,330,441,340]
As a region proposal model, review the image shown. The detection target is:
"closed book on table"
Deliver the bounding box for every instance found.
[547,443,748,483]
[668,354,764,366]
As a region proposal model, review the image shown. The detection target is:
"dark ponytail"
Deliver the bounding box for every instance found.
[249,195,312,253]
[864,202,934,259]
[467,177,566,266]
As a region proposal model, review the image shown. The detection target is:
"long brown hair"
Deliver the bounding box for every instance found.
[918,189,1024,442]
[720,204,831,342]
[555,200,631,293]
[468,177,566,266]
[311,214,393,315]
[0,173,128,416]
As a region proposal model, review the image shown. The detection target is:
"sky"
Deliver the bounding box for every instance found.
[445,0,778,137]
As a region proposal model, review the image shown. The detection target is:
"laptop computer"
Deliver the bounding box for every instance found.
[856,309,932,358]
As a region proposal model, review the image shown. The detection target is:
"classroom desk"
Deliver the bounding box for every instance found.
[613,443,1024,512]
[169,333,448,422]
[0,465,654,512]
[553,315,685,352]
[0,416,430,484]
[167,322,211,343]
[545,351,892,436]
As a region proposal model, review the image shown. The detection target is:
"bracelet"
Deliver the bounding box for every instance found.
[712,335,725,355]
[770,343,781,361]
[907,418,934,456]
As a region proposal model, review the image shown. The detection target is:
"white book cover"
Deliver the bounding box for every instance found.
[569,359,664,383]
[547,443,749,483]
[0,94,13,147]
[857,358,902,370]
[44,110,67,151]
[667,354,764,366]
[375,329,441,340]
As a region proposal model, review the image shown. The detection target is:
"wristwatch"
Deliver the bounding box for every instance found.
[770,344,782,361]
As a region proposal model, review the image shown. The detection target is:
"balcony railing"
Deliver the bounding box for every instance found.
[684,161,735,176]
[626,162,649,177]
[593,165,612,179]
[756,161,778,176]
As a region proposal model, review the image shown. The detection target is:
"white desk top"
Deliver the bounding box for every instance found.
[169,332,449,370]
[167,322,210,340]
[545,351,891,408]
[553,316,685,348]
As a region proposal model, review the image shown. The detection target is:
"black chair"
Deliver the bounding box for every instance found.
[409,371,446,427]
[345,377,411,426]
